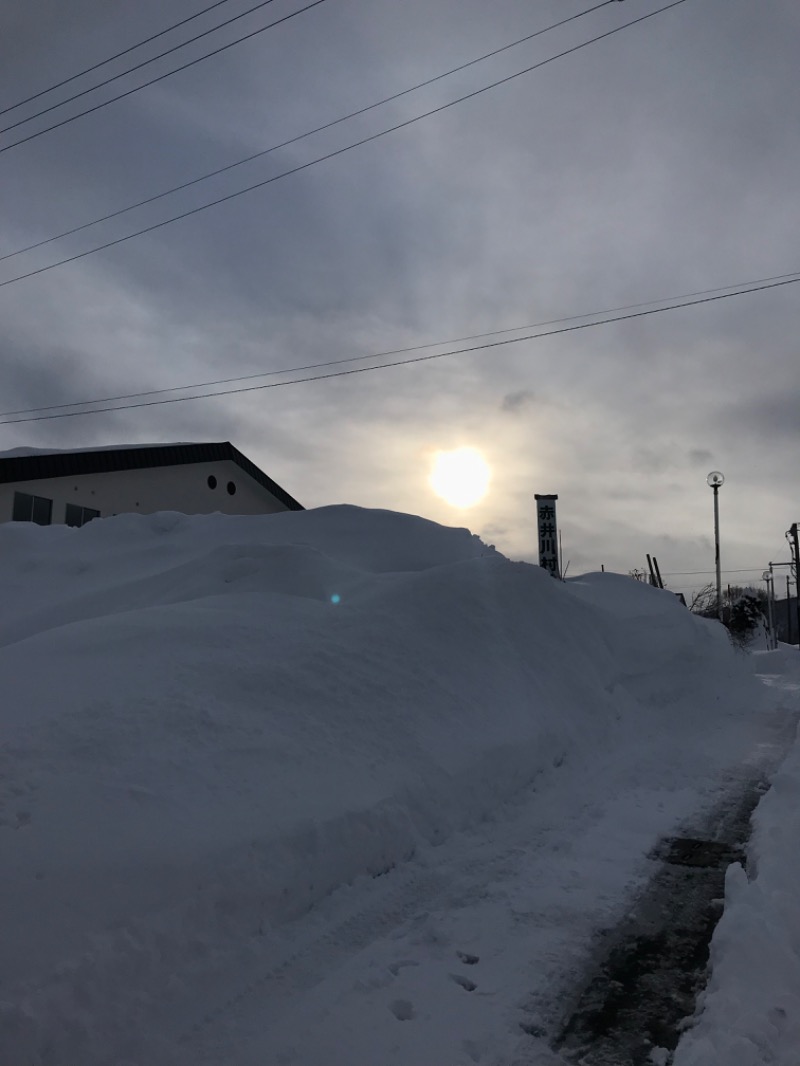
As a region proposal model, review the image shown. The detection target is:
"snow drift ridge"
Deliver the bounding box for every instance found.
[0,505,758,1064]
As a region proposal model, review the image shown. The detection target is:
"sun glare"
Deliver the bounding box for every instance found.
[429,447,491,509]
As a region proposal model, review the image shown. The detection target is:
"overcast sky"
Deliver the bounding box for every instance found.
[1,0,798,599]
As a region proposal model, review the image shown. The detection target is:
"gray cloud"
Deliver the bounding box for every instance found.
[722,390,800,442]
[501,390,535,414]
[0,0,798,601]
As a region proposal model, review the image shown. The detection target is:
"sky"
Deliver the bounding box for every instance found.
[1,0,798,601]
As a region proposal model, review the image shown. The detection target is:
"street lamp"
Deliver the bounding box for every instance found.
[707,471,725,621]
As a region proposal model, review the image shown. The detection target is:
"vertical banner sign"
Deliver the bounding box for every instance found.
[535,493,560,578]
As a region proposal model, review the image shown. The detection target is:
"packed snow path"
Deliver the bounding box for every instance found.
[1,506,798,1065]
[180,695,796,1066]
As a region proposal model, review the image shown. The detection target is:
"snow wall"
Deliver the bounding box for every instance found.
[673,647,800,1066]
[0,505,760,1063]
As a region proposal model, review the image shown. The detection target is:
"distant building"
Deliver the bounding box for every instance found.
[773,595,799,646]
[0,442,303,528]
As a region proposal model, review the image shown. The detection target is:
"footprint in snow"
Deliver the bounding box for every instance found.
[389,998,415,1021]
[457,950,480,965]
[450,973,477,992]
[388,959,420,976]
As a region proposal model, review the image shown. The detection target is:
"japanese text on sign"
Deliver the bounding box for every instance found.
[534,494,560,578]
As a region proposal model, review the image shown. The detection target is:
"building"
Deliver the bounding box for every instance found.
[0,442,303,528]
[774,594,799,646]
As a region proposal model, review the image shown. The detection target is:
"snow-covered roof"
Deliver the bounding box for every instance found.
[0,443,198,460]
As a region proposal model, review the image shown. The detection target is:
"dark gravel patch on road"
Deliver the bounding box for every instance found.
[552,776,768,1065]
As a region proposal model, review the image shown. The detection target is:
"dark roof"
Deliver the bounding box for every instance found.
[0,442,303,511]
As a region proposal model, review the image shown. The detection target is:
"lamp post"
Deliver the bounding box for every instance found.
[707,471,725,622]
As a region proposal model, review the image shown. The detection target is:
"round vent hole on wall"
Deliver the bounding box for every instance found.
[227,481,236,495]
[207,475,217,489]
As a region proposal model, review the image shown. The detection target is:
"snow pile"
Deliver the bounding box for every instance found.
[673,647,800,1066]
[0,442,198,459]
[0,505,761,1065]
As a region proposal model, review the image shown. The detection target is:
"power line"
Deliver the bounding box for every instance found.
[663,568,771,576]
[0,0,240,118]
[0,273,796,426]
[0,0,617,265]
[0,0,328,156]
[0,0,281,138]
[0,0,690,289]
[2,266,798,418]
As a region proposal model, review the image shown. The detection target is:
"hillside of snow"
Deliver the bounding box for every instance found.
[0,505,784,1065]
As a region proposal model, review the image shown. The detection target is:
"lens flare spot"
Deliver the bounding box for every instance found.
[330,593,341,605]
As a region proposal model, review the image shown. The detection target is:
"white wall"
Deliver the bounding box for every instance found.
[0,460,291,525]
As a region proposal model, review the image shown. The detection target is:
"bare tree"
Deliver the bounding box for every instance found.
[689,583,717,615]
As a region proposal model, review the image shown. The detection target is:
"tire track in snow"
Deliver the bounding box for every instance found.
[177,861,452,1058]
[175,746,730,1065]
[175,760,603,1062]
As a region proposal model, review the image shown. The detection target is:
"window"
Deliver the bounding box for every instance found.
[207,475,217,489]
[13,491,53,525]
[227,481,236,495]
[65,503,100,528]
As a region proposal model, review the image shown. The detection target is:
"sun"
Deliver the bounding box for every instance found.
[429,447,491,509]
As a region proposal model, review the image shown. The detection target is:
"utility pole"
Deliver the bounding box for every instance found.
[707,472,724,621]
[767,560,795,646]
[788,575,793,645]
[763,569,775,649]
[789,523,800,649]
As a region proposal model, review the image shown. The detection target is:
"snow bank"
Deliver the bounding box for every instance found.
[0,506,760,1064]
[673,647,800,1066]
[0,442,197,459]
